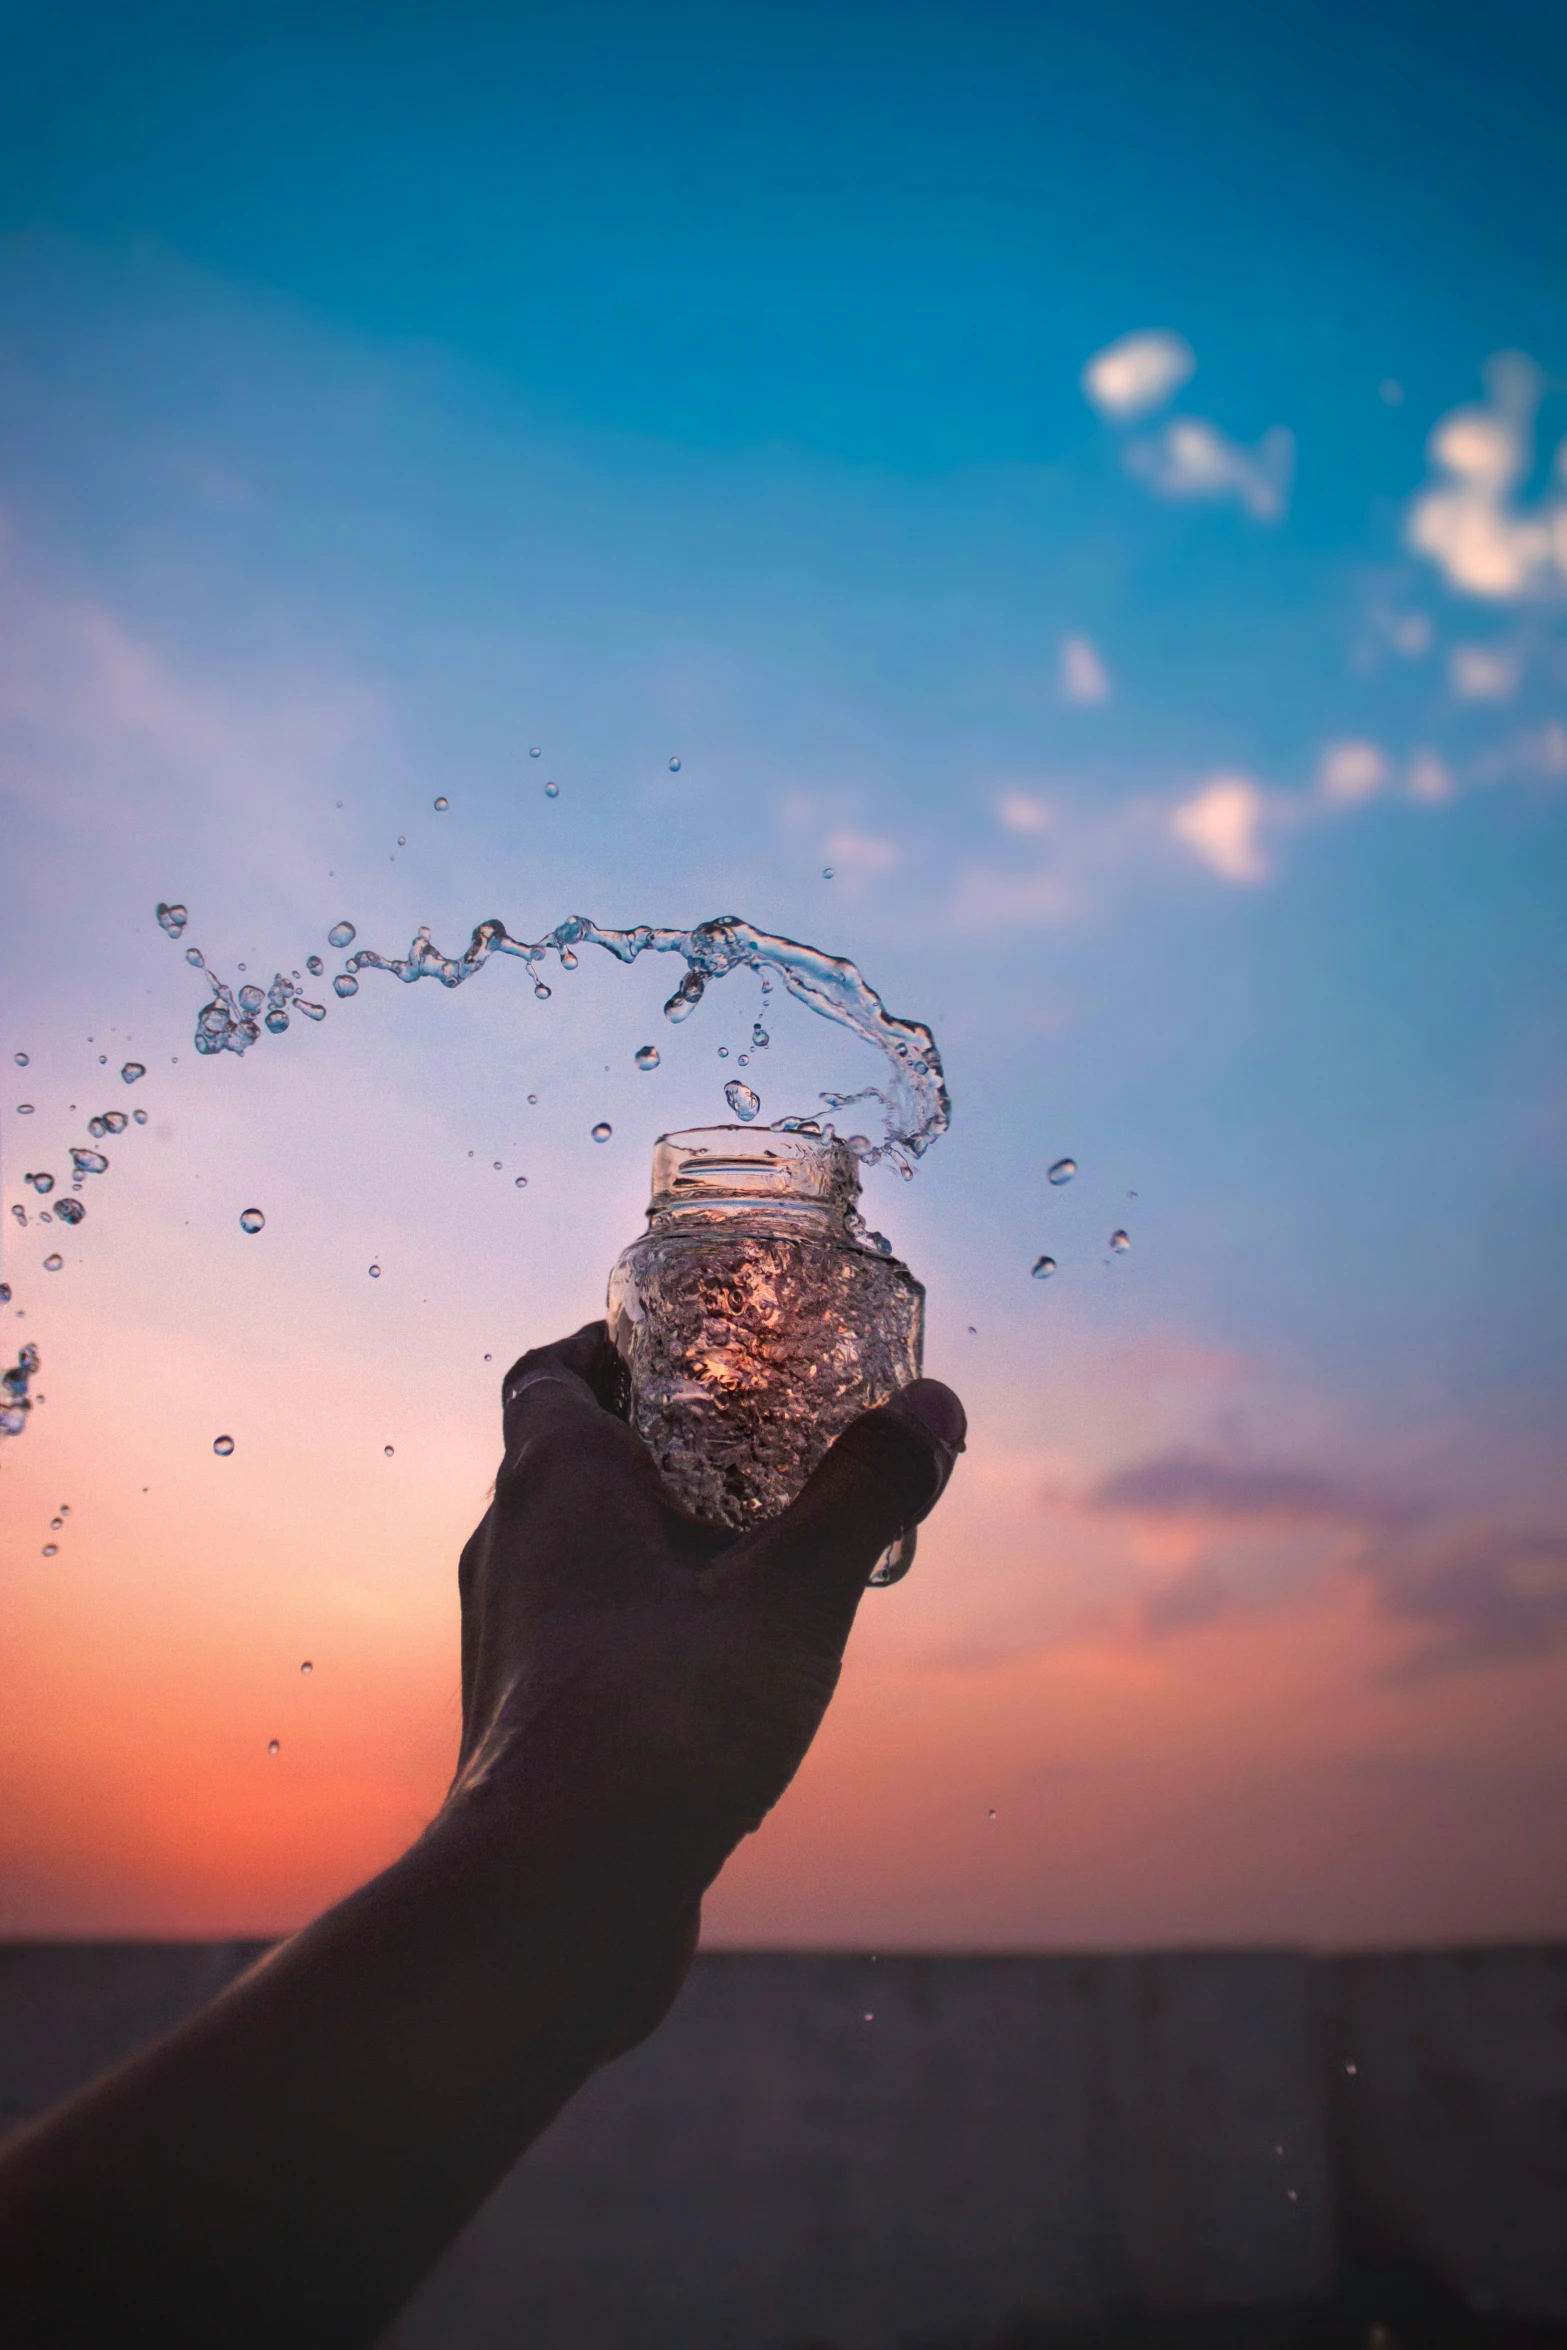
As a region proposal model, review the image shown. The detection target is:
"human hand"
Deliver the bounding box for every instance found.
[448,1320,965,1943]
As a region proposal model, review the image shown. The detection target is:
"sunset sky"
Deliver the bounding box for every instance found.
[2,0,1565,1946]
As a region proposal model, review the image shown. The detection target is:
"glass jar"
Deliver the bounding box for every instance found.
[606,1126,925,1578]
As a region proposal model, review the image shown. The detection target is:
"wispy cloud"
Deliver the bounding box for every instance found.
[1125,417,1295,522]
[1081,329,1194,422]
[1168,774,1270,882]
[1448,642,1521,701]
[1058,633,1111,704]
[1316,739,1391,804]
[1406,351,1567,600]
[1089,1451,1400,1525]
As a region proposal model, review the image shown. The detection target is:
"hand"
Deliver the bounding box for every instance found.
[446,1321,966,2018]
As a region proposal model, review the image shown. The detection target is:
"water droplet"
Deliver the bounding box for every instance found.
[1127,1189,1139,1200]
[132,1109,148,1126]
[591,1121,612,1143]
[987,1807,996,1819]
[368,1263,381,1278]
[724,1080,761,1121]
[301,1660,313,1674]
[717,1046,729,1058]
[488,1157,502,1171]
[484,1352,492,1361]
[14,1052,28,1067]
[822,867,834,879]
[433,796,449,811]
[1047,1157,1077,1185]
[333,975,358,998]
[1109,1229,1130,1253]
[863,2012,875,2023]
[42,1543,57,1556]
[184,946,204,966]
[88,1115,108,1138]
[514,1175,527,1188]
[267,1738,280,1756]
[213,1434,235,1455]
[42,1253,63,1272]
[752,1024,769,1047]
[634,1044,661,1071]
[306,955,324,975]
[384,1443,394,1456]
[533,980,551,1000]
[668,756,681,771]
[1345,2061,1357,2076]
[544,781,560,798]
[529,745,541,758]
[50,1516,61,1529]
[239,1208,265,1235]
[26,1172,54,1194]
[397,834,407,847]
[102,1111,127,1133]
[328,921,357,949]
[16,1103,34,1115]
[54,1198,84,1225]
[737,1052,749,1065]
[1031,1255,1057,1280]
[156,902,189,937]
[58,1504,68,1515]
[121,1061,145,1083]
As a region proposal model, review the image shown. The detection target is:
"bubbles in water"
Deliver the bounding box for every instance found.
[14,1052,27,1066]
[328,921,357,949]
[752,1024,769,1047]
[42,1543,57,1556]
[724,1080,761,1121]
[634,1045,661,1071]
[239,1208,265,1235]
[368,1263,381,1278]
[1031,1255,1057,1280]
[544,781,560,798]
[822,867,834,879]
[121,1062,145,1084]
[213,1434,235,1455]
[16,1103,34,1115]
[156,903,189,937]
[514,1175,527,1187]
[591,1121,612,1143]
[71,1149,109,1176]
[529,745,541,757]
[1110,1228,1130,1253]
[132,1109,148,1126]
[267,1739,280,1756]
[433,796,449,811]
[384,1444,394,1456]
[26,1173,54,1194]
[1047,1157,1077,1185]
[306,955,324,976]
[54,1199,84,1225]
[333,975,358,998]
[43,1254,63,1272]
[668,756,681,771]
[301,1660,313,1674]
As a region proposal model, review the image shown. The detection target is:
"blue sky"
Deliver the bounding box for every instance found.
[1,0,1564,1941]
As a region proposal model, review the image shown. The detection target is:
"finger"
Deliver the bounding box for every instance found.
[724,1379,966,1612]
[500,1320,629,1421]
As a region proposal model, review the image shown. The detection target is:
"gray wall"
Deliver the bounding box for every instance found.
[2,1943,1563,2347]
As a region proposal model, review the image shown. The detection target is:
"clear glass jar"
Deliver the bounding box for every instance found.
[606,1126,925,1578]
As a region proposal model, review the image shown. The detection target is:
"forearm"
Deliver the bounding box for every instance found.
[0,1784,702,2350]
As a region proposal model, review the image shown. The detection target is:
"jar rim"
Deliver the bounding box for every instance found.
[648,1124,859,1216]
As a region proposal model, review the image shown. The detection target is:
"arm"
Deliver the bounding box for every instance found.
[0,1322,964,2350]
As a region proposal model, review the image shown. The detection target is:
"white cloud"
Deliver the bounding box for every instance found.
[1405,351,1567,601]
[1125,418,1294,522]
[1406,752,1455,805]
[1081,329,1195,422]
[1448,643,1520,701]
[1169,775,1269,883]
[950,865,1071,928]
[821,826,898,877]
[1058,634,1111,705]
[996,789,1056,835]
[1317,740,1390,804]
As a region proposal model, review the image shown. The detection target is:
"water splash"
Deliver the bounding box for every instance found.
[1047,1157,1077,1185]
[175,911,950,1171]
[1,1343,40,1438]
[724,1079,761,1121]
[634,1044,661,1071]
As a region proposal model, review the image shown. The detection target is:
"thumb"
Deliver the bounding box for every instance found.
[729,1379,966,1604]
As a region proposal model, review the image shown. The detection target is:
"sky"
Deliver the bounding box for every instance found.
[1,0,1565,1948]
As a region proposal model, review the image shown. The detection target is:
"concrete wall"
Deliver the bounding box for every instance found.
[1,1943,1562,2346]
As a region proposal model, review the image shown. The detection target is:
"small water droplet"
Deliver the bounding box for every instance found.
[333,975,358,998]
[752,1024,769,1047]
[737,1053,749,1066]
[822,867,834,879]
[1110,1228,1130,1253]
[1127,1189,1139,1199]
[527,1093,538,1104]
[43,1253,63,1271]
[717,1046,729,1058]
[306,955,324,975]
[987,1807,996,1819]
[591,1121,612,1143]
[328,921,357,949]
[533,980,551,999]
[14,1052,28,1066]
[156,902,189,937]
[724,1080,761,1121]
[529,745,541,757]
[267,1738,280,1756]
[544,781,560,798]
[88,1115,108,1138]
[514,1175,527,1188]
[484,1352,492,1361]
[968,1325,977,1334]
[54,1198,84,1225]
[42,1543,57,1556]
[368,1263,381,1278]
[668,755,681,771]
[16,1103,34,1115]
[384,1444,394,1456]
[50,1516,62,1529]
[239,1208,265,1235]
[863,2012,875,2023]
[1345,2061,1357,2076]
[132,1109,148,1126]
[634,1045,661,1071]
[1031,1255,1057,1280]
[1047,1157,1077,1185]
[213,1434,235,1455]
[26,1172,54,1194]
[301,1659,313,1674]
[102,1111,127,1133]
[121,1061,145,1083]
[433,796,449,810]
[184,946,204,966]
